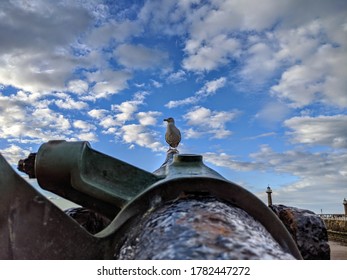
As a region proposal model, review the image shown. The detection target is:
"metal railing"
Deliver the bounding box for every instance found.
[318,214,347,220]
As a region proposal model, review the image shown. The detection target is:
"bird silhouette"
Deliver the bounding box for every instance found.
[164,117,181,150]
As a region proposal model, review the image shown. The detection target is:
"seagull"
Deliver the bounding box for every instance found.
[164,117,181,150]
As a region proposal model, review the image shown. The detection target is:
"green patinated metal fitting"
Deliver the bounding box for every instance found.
[31,141,229,217]
[34,140,161,217]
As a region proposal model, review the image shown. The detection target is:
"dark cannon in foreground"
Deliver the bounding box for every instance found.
[0,140,329,259]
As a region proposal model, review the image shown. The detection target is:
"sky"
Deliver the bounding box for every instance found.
[0,0,346,214]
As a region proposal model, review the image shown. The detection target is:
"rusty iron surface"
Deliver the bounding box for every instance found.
[17,153,36,179]
[98,177,302,259]
[117,196,296,260]
[270,204,330,260]
[64,207,111,235]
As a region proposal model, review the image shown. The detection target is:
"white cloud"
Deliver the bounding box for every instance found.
[166,77,226,108]
[249,145,347,186]
[270,15,347,108]
[284,115,347,148]
[201,77,227,94]
[116,124,164,152]
[88,109,108,119]
[111,92,148,125]
[245,132,277,140]
[271,44,347,108]
[0,84,104,150]
[87,92,149,133]
[97,115,119,129]
[0,1,91,53]
[151,0,347,109]
[32,107,71,133]
[83,91,164,151]
[87,93,163,151]
[184,128,204,139]
[183,34,240,72]
[86,70,132,99]
[165,96,198,109]
[137,111,162,126]
[4,90,44,105]
[0,144,31,165]
[112,102,138,123]
[0,51,77,93]
[76,131,98,142]
[186,0,288,38]
[86,19,142,48]
[206,143,347,183]
[205,144,347,212]
[138,0,189,35]
[275,20,323,62]
[68,79,89,95]
[0,93,73,143]
[176,0,288,72]
[73,120,96,132]
[166,70,187,84]
[114,43,170,70]
[203,152,259,171]
[240,42,280,85]
[251,145,347,211]
[0,1,92,93]
[55,96,88,110]
[151,80,163,88]
[183,106,238,139]
[102,127,117,135]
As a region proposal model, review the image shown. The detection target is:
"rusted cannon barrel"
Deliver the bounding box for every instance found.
[116,196,295,259]
[1,140,302,259]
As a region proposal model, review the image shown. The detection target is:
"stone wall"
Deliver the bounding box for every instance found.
[323,219,347,233]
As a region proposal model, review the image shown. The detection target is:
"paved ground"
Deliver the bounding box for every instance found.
[329,241,347,260]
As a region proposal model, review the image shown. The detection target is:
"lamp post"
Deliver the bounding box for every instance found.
[343,198,347,215]
[266,185,273,206]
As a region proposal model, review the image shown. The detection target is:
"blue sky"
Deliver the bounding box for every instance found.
[0,0,346,214]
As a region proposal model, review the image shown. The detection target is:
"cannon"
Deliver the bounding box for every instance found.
[0,140,303,259]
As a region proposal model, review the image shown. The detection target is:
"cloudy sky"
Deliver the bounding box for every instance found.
[0,0,346,214]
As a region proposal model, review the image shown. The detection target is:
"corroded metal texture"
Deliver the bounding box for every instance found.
[17,153,36,179]
[117,197,295,260]
[270,204,330,260]
[64,207,111,234]
[96,176,302,259]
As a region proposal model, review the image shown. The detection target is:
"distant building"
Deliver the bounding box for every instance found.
[266,185,272,206]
